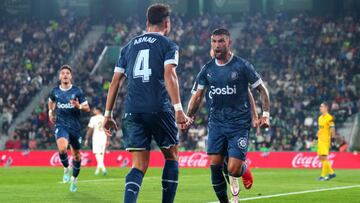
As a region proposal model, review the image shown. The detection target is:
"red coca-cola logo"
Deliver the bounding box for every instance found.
[178,152,209,167]
[292,153,335,168]
[50,152,90,166]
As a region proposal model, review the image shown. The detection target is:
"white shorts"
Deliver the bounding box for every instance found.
[92,143,106,154]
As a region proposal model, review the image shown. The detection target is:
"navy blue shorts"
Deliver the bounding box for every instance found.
[122,112,178,151]
[207,123,249,161]
[55,126,82,150]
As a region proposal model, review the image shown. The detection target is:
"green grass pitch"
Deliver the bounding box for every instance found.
[0,167,359,202]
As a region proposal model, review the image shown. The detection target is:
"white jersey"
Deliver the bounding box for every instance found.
[88,115,107,153]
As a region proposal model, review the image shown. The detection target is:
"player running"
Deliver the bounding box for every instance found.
[85,107,108,176]
[103,4,191,203]
[317,102,336,181]
[196,49,259,202]
[48,65,90,192]
[186,28,270,203]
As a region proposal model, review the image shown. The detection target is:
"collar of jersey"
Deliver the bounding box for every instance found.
[59,85,73,91]
[215,53,234,67]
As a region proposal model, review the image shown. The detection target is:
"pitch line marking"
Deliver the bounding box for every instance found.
[207,184,360,202]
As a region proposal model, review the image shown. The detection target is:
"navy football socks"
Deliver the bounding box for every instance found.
[210,164,229,203]
[161,160,179,203]
[59,152,69,168]
[124,168,144,203]
[72,159,81,178]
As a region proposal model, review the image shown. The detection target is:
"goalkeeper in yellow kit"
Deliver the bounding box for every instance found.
[317,102,336,181]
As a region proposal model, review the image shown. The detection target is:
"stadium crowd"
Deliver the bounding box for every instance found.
[3,13,359,152]
[0,15,90,135]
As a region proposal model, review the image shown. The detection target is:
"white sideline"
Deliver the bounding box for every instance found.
[207,184,360,202]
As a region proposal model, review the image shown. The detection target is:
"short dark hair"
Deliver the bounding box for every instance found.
[147,4,171,25]
[59,64,72,73]
[211,28,231,37]
[321,102,329,107]
[93,106,102,112]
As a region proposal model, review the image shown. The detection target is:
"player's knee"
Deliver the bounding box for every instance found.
[58,148,67,154]
[162,147,178,161]
[227,164,243,177]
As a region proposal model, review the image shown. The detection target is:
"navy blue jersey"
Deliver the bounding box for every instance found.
[49,85,88,131]
[194,54,262,129]
[115,32,179,113]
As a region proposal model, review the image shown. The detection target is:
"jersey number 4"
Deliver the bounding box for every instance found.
[133,49,152,82]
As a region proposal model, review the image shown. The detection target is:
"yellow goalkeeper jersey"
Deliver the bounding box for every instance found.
[318,113,335,143]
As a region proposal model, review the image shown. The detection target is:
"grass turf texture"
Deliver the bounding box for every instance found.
[0,167,359,202]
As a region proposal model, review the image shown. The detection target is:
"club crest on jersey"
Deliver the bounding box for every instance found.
[237,137,247,149]
[208,85,237,99]
[231,71,238,80]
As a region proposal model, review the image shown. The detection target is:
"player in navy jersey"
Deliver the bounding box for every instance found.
[186,29,270,202]
[103,4,191,203]
[48,65,90,192]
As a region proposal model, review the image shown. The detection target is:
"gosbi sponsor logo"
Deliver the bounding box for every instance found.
[57,102,74,109]
[50,152,90,166]
[208,85,237,99]
[178,152,209,167]
[292,153,335,168]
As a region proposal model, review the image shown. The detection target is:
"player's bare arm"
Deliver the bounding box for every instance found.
[187,88,206,119]
[48,100,56,124]
[103,72,126,136]
[248,88,258,128]
[255,83,270,128]
[330,127,335,138]
[85,127,94,147]
[164,64,192,129]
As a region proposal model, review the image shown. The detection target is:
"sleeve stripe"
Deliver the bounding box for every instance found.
[197,84,205,90]
[251,79,263,89]
[114,66,125,73]
[48,98,54,102]
[164,59,178,66]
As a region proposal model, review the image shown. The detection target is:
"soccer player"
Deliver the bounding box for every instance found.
[186,28,270,203]
[85,107,108,176]
[317,102,336,181]
[204,49,259,202]
[103,4,191,203]
[48,65,90,192]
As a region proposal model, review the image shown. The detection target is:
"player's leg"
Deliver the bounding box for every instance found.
[224,152,239,203]
[124,150,149,203]
[151,112,179,203]
[94,153,101,175]
[160,146,179,203]
[209,154,229,203]
[207,124,229,203]
[100,143,107,175]
[325,154,336,180]
[55,127,70,183]
[227,128,253,190]
[68,132,82,192]
[122,113,151,203]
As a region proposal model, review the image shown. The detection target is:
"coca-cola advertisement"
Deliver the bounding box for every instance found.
[0,151,359,168]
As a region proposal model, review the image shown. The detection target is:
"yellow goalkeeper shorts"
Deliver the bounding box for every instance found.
[317,142,330,155]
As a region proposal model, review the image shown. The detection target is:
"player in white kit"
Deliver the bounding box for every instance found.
[85,107,108,175]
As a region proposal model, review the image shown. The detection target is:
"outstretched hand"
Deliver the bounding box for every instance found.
[103,117,118,136]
